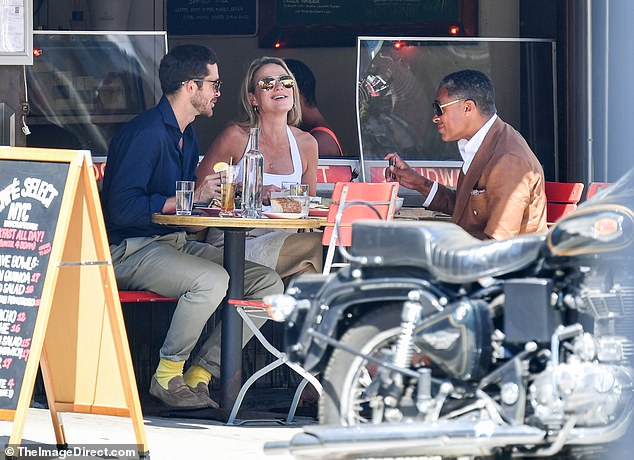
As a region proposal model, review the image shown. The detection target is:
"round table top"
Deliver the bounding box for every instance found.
[152,212,325,229]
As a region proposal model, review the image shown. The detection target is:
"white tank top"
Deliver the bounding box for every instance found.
[236,126,303,187]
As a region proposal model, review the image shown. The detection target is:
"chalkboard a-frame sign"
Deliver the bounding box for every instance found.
[0,157,66,411]
[0,148,148,456]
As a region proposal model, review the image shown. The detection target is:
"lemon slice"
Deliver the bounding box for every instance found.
[212,161,230,173]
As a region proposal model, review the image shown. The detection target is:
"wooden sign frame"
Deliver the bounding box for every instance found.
[0,147,148,456]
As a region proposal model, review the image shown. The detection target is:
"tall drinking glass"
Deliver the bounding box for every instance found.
[219,166,238,217]
[175,180,195,215]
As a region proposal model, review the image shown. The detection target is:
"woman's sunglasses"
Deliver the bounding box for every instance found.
[256,75,295,91]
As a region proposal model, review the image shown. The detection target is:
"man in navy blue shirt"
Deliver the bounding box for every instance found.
[101,44,283,409]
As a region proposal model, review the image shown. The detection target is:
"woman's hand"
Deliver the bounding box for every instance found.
[262,184,281,206]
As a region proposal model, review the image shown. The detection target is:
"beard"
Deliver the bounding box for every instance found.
[192,91,214,118]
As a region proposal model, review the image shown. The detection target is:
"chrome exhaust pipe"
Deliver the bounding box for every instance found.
[264,421,546,459]
[567,404,633,445]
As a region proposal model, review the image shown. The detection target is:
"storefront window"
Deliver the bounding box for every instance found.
[26,31,167,158]
[357,37,557,194]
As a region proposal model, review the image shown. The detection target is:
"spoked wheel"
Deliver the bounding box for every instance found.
[319,305,405,425]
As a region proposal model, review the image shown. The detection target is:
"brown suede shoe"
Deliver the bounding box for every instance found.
[190,382,219,409]
[149,375,208,409]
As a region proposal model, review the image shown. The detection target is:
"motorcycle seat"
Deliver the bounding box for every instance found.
[350,220,547,283]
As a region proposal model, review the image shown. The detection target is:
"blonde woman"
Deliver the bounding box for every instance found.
[197,56,322,282]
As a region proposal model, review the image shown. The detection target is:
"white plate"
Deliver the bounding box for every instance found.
[263,212,305,219]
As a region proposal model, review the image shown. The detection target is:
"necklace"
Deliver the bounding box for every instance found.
[259,131,289,171]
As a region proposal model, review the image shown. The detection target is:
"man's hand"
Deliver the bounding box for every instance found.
[195,172,222,204]
[384,153,434,195]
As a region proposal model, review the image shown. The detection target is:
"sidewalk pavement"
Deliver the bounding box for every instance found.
[1,408,310,460]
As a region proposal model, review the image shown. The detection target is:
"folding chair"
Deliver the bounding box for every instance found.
[226,299,322,425]
[322,181,400,275]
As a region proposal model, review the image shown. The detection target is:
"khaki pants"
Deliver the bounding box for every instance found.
[275,231,323,284]
[110,232,284,377]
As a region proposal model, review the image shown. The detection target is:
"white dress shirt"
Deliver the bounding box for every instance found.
[422,114,498,207]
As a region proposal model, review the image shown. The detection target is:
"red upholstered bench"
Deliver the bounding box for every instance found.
[118,291,177,303]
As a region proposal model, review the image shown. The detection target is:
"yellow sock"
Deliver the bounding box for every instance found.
[183,364,211,388]
[154,358,185,390]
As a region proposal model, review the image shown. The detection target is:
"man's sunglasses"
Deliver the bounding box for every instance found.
[188,79,222,91]
[432,98,465,117]
[256,75,295,91]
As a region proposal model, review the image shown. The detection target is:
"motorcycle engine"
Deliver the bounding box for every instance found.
[529,361,633,427]
[529,265,634,427]
[579,267,634,365]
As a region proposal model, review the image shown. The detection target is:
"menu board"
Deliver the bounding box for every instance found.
[276,0,458,25]
[0,160,67,410]
[0,0,33,65]
[166,0,257,36]
[0,149,148,451]
[259,0,477,47]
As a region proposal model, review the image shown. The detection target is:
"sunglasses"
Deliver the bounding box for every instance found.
[256,75,295,91]
[432,98,465,117]
[182,78,222,91]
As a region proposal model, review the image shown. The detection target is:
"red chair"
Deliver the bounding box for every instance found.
[544,181,585,224]
[586,182,611,200]
[322,181,400,274]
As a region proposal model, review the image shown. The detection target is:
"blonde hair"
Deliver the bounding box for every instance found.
[237,56,302,128]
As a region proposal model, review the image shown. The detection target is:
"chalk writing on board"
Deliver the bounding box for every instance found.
[0,161,67,410]
[167,0,257,36]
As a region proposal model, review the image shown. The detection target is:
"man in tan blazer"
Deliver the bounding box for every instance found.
[386,69,547,240]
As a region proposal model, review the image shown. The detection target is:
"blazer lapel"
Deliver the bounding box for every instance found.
[451,118,503,224]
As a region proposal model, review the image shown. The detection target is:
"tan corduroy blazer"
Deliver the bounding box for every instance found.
[429,117,548,240]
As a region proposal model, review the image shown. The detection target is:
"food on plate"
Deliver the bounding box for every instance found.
[270,197,302,214]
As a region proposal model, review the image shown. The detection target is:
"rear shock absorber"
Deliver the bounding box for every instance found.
[384,290,425,409]
[384,290,442,410]
[394,290,424,369]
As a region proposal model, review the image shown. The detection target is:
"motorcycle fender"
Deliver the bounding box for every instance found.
[294,274,446,372]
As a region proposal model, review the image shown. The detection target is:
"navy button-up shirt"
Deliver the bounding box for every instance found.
[102,96,200,245]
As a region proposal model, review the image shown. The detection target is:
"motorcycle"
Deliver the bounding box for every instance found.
[263,168,634,459]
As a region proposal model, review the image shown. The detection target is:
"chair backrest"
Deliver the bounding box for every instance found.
[544,181,585,224]
[322,181,399,274]
[586,182,611,200]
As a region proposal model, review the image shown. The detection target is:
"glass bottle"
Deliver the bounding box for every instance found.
[241,127,263,218]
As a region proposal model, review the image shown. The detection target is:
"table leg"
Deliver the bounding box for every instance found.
[219,229,246,409]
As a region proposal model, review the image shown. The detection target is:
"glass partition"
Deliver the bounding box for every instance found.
[357,37,557,197]
[26,31,167,157]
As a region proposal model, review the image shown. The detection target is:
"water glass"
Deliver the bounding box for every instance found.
[281,181,299,196]
[289,183,310,218]
[175,180,195,215]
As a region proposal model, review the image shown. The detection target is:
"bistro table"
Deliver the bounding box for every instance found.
[151,212,325,411]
